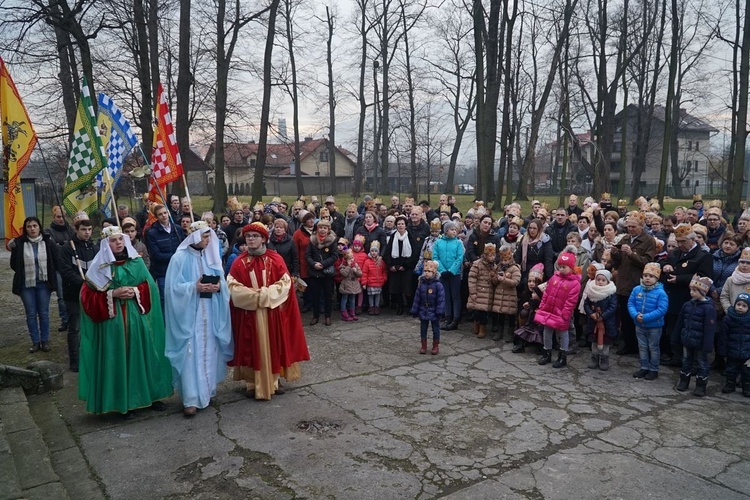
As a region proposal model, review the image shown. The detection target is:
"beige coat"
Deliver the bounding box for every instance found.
[467,258,495,312]
[491,263,521,314]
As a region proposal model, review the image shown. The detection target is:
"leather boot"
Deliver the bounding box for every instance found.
[420,338,428,355]
[472,321,480,335]
[67,331,79,373]
[504,317,514,343]
[477,324,487,339]
[396,300,404,316]
[599,355,610,371]
[348,308,359,321]
[511,339,525,353]
[341,310,352,322]
[538,349,552,365]
[492,328,502,342]
[588,354,599,369]
[552,350,567,368]
[742,383,750,398]
[676,372,691,392]
[431,340,440,355]
[693,376,708,397]
[443,321,458,331]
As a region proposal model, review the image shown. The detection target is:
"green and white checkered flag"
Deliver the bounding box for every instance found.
[63,76,107,216]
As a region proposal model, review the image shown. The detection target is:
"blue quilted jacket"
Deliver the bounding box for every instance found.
[627,282,669,328]
[411,275,446,321]
[717,310,750,359]
[675,298,717,353]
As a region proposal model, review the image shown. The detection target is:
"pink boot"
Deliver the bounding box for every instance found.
[341,310,353,322]
[348,308,359,321]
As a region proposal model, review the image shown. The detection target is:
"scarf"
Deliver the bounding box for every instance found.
[731,269,750,286]
[344,216,358,241]
[586,281,616,302]
[520,231,543,272]
[504,232,519,243]
[728,306,750,324]
[247,245,267,256]
[391,230,412,259]
[23,235,47,287]
[364,222,378,232]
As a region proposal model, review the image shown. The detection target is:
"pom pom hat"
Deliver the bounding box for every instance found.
[735,293,750,308]
[556,251,576,268]
[242,222,268,240]
[529,263,545,282]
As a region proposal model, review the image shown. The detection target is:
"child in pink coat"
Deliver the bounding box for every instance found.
[535,250,582,368]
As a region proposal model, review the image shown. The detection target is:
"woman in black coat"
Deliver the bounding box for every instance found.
[514,218,554,285]
[267,218,299,277]
[10,216,59,353]
[384,216,419,314]
[305,219,338,326]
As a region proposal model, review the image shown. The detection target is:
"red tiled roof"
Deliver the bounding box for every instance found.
[208,138,337,169]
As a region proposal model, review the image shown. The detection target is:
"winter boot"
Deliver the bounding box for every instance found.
[444,321,458,331]
[742,382,750,398]
[553,350,568,368]
[511,339,526,353]
[693,376,708,397]
[504,318,515,343]
[599,355,610,371]
[431,340,440,355]
[721,378,736,394]
[477,324,487,339]
[676,372,691,392]
[67,331,79,373]
[588,354,600,370]
[420,338,428,355]
[396,300,404,316]
[348,308,359,321]
[341,310,352,322]
[538,349,552,365]
[472,321,480,335]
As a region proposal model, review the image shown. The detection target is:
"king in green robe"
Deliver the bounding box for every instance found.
[78,227,173,415]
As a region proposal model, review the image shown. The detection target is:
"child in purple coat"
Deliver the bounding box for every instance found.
[411,260,446,355]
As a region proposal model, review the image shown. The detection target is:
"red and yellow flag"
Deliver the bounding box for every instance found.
[148,83,183,202]
[1,57,38,249]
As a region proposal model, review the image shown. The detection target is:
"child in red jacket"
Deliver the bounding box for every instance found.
[362,240,388,315]
[352,235,369,313]
[535,250,582,368]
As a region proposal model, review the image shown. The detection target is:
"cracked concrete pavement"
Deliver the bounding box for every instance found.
[48,313,750,499]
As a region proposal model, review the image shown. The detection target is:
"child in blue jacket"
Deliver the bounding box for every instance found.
[431,221,465,331]
[411,260,445,355]
[675,275,716,397]
[628,262,669,380]
[718,293,750,396]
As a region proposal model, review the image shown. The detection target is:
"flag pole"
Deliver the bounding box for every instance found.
[136,144,175,225]
[107,177,120,226]
[35,142,64,211]
[182,173,194,222]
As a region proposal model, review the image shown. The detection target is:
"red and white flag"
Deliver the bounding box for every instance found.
[149,83,183,202]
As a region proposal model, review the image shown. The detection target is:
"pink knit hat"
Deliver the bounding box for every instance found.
[556,251,576,268]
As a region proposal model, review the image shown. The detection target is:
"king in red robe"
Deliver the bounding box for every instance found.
[227,222,309,400]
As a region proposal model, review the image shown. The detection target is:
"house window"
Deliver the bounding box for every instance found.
[250,159,257,168]
[695,141,700,151]
[695,162,699,172]
[610,161,620,172]
[687,140,692,150]
[613,142,621,153]
[320,151,329,162]
[686,161,691,171]
[685,179,690,187]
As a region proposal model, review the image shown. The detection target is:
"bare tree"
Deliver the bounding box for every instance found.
[325,5,337,195]
[251,0,281,204]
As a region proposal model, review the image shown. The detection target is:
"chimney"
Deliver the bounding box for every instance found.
[304,136,312,142]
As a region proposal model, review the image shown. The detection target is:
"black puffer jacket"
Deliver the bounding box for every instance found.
[676,298,717,353]
[662,244,713,315]
[267,232,299,276]
[305,232,338,278]
[58,235,97,302]
[717,309,750,359]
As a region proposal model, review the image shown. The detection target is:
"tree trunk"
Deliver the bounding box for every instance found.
[213,0,229,213]
[148,0,161,100]
[284,0,303,197]
[402,3,417,201]
[495,0,517,209]
[134,0,153,159]
[49,0,77,145]
[354,0,368,198]
[728,0,750,213]
[326,7,336,195]
[251,0,280,204]
[657,0,679,204]
[175,0,192,197]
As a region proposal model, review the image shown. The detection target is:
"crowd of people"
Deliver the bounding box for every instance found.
[9,190,750,417]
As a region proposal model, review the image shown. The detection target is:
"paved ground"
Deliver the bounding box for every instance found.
[38,310,750,500]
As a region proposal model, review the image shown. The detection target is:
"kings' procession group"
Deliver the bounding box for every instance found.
[3,60,749,418]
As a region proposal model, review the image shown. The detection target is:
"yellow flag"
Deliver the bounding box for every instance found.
[1,57,38,249]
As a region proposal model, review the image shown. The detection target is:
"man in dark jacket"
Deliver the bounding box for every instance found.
[545,208,576,254]
[611,212,657,355]
[661,224,713,364]
[58,217,97,372]
[48,206,74,331]
[146,204,185,310]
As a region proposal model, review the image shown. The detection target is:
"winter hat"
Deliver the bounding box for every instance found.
[529,263,545,282]
[643,262,661,279]
[587,262,605,280]
[595,269,612,283]
[369,240,380,252]
[689,274,713,296]
[498,244,513,262]
[242,221,269,240]
[692,224,707,238]
[556,251,576,268]
[423,260,438,274]
[735,293,750,308]
[352,235,365,248]
[443,221,458,233]
[740,248,750,263]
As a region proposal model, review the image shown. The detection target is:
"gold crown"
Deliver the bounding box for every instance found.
[600,192,610,201]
